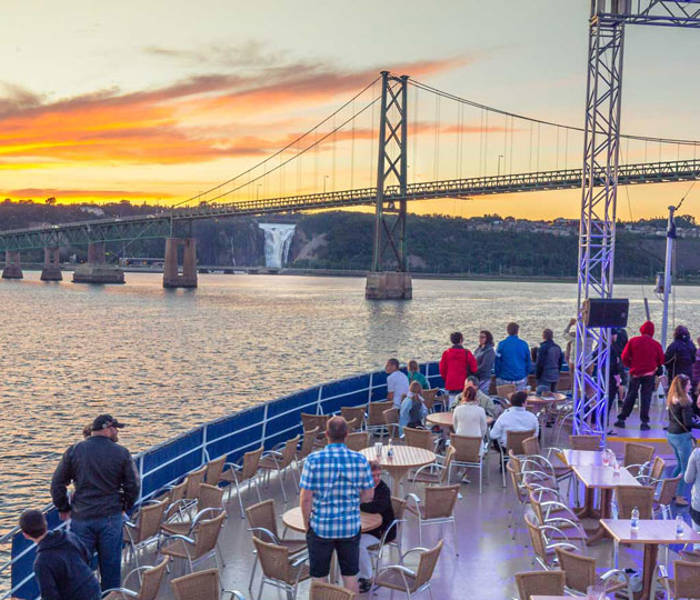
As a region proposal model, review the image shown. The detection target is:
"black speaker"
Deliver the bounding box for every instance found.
[582,298,629,328]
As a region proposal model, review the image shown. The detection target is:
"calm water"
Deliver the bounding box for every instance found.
[2,272,700,537]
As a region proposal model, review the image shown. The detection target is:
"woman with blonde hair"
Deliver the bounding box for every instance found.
[666,374,695,506]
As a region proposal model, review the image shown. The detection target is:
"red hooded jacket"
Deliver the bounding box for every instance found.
[439,345,478,391]
[621,321,665,377]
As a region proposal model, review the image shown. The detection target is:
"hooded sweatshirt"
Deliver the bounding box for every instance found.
[665,334,697,380]
[439,345,478,391]
[34,530,100,600]
[621,321,665,377]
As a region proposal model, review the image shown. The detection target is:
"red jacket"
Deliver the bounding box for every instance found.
[621,321,665,377]
[439,345,478,391]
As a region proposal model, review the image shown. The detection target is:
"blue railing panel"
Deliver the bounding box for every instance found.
[204,407,265,463]
[141,429,204,498]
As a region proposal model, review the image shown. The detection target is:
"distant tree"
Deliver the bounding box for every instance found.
[45,197,56,205]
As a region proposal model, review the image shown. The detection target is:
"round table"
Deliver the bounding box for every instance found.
[426,412,453,428]
[360,445,436,495]
[282,506,382,533]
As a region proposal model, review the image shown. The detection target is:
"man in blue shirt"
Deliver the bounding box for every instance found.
[299,416,375,593]
[494,322,532,391]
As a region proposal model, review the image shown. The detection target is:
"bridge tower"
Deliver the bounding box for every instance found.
[574,0,700,436]
[365,71,412,300]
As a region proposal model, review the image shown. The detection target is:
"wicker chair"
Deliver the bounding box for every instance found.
[123,499,167,568]
[252,537,310,600]
[404,427,436,452]
[159,511,226,575]
[340,405,366,429]
[367,401,393,438]
[296,426,320,464]
[158,478,187,509]
[219,446,263,518]
[362,495,408,577]
[300,413,329,448]
[204,454,227,486]
[654,475,681,519]
[448,434,486,493]
[496,384,516,400]
[657,559,700,599]
[524,512,580,570]
[410,446,455,489]
[383,408,400,439]
[499,429,537,487]
[615,485,655,519]
[310,580,356,600]
[513,570,566,599]
[528,491,587,541]
[184,466,208,506]
[170,568,246,600]
[421,388,440,413]
[623,442,655,477]
[554,547,632,597]
[569,434,601,450]
[102,558,168,600]
[373,540,443,600]
[245,499,306,592]
[406,484,460,555]
[258,435,300,503]
[161,484,225,537]
[519,437,573,495]
[346,417,362,432]
[345,431,370,451]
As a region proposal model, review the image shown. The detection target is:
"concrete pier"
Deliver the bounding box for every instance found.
[365,271,412,300]
[2,250,23,279]
[40,247,62,281]
[163,237,197,288]
[72,242,125,284]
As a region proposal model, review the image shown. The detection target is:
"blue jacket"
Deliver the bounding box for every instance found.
[34,530,100,600]
[495,335,531,381]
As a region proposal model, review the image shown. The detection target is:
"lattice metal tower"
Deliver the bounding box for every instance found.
[574,0,700,436]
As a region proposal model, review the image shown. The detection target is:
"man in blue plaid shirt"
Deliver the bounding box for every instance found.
[299,416,374,593]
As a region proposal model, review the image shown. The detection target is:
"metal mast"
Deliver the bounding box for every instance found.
[574,0,700,437]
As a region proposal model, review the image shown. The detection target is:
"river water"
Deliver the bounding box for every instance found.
[2,272,700,537]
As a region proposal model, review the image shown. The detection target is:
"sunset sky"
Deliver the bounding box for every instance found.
[1,1,699,220]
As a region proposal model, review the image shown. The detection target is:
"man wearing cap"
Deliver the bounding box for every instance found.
[51,414,139,591]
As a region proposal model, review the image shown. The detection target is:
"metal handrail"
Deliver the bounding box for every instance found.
[1,362,439,599]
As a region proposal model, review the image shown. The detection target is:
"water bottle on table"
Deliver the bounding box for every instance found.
[631,506,639,530]
[676,515,685,537]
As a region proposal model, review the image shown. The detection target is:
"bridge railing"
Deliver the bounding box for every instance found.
[2,362,444,600]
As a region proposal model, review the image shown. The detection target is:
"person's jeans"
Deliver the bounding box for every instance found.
[496,377,528,391]
[358,533,378,579]
[70,513,124,591]
[536,381,557,395]
[478,378,491,394]
[618,375,655,424]
[667,432,694,497]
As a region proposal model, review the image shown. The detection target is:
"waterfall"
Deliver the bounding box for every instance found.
[259,223,296,268]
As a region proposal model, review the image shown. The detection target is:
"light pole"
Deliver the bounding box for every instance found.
[497,154,504,177]
[323,175,329,194]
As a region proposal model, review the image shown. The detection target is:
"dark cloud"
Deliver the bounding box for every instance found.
[0,82,44,116]
[144,40,282,69]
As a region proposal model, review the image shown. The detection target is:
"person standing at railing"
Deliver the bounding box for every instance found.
[19,509,100,600]
[494,322,531,392]
[299,416,374,594]
[440,331,478,408]
[385,358,410,409]
[50,414,139,592]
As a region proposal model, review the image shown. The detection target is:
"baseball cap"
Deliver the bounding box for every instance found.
[91,414,126,431]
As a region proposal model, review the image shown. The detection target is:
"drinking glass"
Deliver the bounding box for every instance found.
[374,442,383,458]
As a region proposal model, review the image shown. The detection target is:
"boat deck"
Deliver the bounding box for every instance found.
[132,430,682,600]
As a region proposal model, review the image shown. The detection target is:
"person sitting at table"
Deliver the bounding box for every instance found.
[357,461,395,593]
[407,360,429,390]
[459,375,500,422]
[489,390,539,448]
[453,386,487,439]
[399,381,428,436]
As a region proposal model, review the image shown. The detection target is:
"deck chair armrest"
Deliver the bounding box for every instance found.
[291,553,309,568]
[223,591,247,600]
[377,519,404,552]
[377,564,417,578]
[412,462,444,480]
[600,568,629,583]
[247,527,280,543]
[539,524,571,543]
[544,541,579,553]
[224,461,243,472]
[160,533,195,546]
[543,515,584,535]
[624,462,649,473]
[122,565,156,589]
[163,498,195,520]
[404,493,422,514]
[123,519,137,529]
[192,507,224,526]
[539,500,576,516]
[101,587,138,598]
[399,547,430,563]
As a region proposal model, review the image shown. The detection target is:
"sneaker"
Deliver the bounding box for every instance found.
[640,423,651,431]
[358,578,372,593]
[675,496,689,507]
[613,420,626,428]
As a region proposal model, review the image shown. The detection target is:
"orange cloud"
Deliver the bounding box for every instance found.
[0,57,468,171]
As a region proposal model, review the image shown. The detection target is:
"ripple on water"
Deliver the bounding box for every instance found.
[1,272,698,537]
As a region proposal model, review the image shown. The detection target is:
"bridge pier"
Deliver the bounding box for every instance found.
[365,271,412,300]
[163,237,197,288]
[2,250,23,279]
[40,247,62,281]
[73,242,124,284]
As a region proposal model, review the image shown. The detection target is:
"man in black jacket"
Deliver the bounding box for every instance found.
[357,461,395,593]
[51,414,139,591]
[20,509,100,600]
